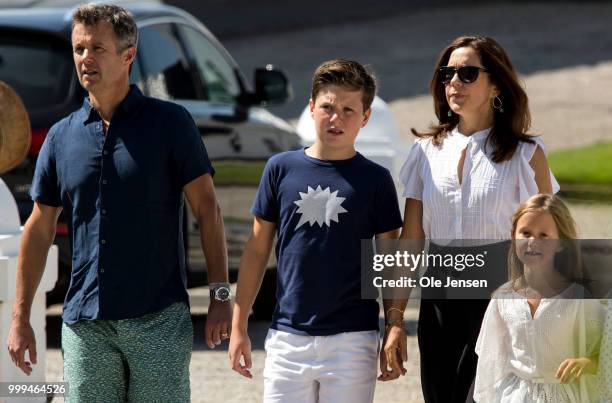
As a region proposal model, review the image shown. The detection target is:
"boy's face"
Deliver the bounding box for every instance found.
[309,85,371,153]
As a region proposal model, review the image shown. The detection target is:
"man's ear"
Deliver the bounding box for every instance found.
[309,98,315,119]
[124,46,136,66]
[361,107,372,128]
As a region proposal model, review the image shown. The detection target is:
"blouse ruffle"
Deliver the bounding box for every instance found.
[399,138,425,201]
[517,136,561,201]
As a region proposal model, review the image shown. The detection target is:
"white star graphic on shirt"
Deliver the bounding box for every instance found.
[293,185,348,229]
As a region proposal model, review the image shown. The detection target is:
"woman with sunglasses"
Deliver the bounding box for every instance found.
[395,35,559,402]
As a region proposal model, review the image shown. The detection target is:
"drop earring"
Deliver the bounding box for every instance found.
[493,96,504,113]
[447,110,452,118]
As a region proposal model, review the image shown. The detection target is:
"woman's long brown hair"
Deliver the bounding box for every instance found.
[413,35,535,162]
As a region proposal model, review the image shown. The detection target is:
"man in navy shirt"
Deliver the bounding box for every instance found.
[229,59,406,402]
[6,4,230,402]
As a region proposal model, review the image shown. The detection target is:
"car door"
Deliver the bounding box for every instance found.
[135,20,281,277]
[177,22,298,275]
[175,23,292,159]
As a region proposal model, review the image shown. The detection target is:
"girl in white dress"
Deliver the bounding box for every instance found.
[474,194,607,402]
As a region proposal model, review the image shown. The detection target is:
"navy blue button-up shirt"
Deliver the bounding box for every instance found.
[31,85,214,324]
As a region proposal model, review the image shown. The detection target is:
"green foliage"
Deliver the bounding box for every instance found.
[549,143,612,203]
[212,161,266,186]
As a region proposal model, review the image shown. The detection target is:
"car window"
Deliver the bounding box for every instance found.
[137,23,198,100]
[0,31,73,112]
[178,24,240,105]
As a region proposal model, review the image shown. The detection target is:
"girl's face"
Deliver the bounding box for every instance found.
[444,46,499,120]
[514,211,561,270]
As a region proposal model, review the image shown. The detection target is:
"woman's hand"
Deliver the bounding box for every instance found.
[555,357,597,383]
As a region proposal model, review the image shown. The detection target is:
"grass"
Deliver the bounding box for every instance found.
[549,142,612,184]
[208,145,612,201]
[548,142,612,202]
[212,160,266,186]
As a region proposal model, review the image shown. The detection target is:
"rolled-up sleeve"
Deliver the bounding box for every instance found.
[30,127,62,207]
[171,106,215,188]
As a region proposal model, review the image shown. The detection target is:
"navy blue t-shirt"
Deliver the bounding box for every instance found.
[30,85,214,324]
[252,149,402,335]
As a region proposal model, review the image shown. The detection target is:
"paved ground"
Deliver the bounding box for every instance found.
[40,2,612,402]
[43,305,424,403]
[225,2,612,153]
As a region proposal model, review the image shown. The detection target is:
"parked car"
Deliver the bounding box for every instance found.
[0,2,298,318]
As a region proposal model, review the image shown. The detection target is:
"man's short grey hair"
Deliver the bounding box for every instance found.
[72,3,138,52]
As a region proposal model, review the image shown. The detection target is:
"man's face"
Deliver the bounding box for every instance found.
[72,22,135,93]
[309,85,371,153]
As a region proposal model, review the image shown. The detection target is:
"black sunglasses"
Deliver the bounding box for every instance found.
[439,66,488,84]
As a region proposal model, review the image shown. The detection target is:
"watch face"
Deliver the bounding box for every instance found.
[215,287,230,301]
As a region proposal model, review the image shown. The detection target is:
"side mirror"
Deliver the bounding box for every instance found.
[253,65,292,106]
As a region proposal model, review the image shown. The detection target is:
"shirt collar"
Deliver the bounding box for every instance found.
[81,97,97,124]
[119,84,145,114]
[450,126,491,145]
[81,84,144,124]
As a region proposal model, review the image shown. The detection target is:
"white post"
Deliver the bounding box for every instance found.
[0,179,57,403]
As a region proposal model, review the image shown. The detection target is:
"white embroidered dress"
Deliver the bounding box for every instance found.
[600,301,612,399]
[399,127,560,242]
[474,284,606,402]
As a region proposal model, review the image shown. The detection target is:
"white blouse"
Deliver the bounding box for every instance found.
[474,284,607,403]
[399,127,560,241]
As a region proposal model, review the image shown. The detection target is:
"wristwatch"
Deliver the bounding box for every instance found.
[209,282,231,302]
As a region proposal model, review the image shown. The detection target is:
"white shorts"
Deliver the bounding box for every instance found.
[263,328,379,403]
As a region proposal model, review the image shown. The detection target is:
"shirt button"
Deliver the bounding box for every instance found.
[102,179,108,185]
[103,150,109,156]
[100,267,105,273]
[101,209,107,215]
[100,239,107,245]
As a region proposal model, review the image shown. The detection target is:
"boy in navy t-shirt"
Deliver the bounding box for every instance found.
[228,59,405,402]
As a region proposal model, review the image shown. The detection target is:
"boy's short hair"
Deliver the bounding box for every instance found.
[311,59,377,111]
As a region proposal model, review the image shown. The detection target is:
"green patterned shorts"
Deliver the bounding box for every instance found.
[61,302,193,403]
